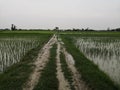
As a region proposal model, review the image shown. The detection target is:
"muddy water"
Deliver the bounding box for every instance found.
[75,37,120,86]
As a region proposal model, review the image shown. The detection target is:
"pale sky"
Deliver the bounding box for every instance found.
[0,0,120,30]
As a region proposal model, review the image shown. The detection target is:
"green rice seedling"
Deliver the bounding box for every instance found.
[0,37,41,72]
[75,36,120,87]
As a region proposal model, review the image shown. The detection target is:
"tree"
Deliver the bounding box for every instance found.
[54,27,59,31]
[11,24,17,30]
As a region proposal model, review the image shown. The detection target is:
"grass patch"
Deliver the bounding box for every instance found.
[0,30,55,34]
[34,44,59,90]
[59,31,120,37]
[0,34,52,90]
[60,51,75,90]
[60,34,119,90]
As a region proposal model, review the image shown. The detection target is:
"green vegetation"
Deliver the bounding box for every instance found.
[60,51,75,90]
[74,36,120,88]
[34,44,59,90]
[0,30,120,90]
[0,35,43,72]
[60,34,119,90]
[0,33,52,90]
[60,31,120,37]
[0,30,55,34]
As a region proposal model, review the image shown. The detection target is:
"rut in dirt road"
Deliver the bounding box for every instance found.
[63,48,90,90]
[56,41,71,90]
[23,35,57,90]
[59,37,90,90]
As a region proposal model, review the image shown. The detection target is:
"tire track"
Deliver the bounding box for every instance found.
[56,41,70,90]
[60,38,90,90]
[23,35,56,90]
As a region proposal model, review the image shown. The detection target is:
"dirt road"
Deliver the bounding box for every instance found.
[23,34,90,90]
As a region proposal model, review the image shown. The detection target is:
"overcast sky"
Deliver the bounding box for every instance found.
[0,0,120,30]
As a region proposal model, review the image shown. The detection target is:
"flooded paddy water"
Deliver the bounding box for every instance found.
[0,37,41,72]
[74,36,120,86]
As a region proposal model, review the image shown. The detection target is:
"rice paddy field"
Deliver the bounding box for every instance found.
[60,31,120,90]
[0,32,52,72]
[0,30,120,90]
[75,36,120,86]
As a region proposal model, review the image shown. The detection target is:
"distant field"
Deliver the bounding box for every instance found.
[59,31,120,37]
[0,30,55,34]
[1,30,120,37]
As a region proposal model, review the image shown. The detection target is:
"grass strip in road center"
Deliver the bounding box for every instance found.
[60,51,75,90]
[34,44,59,90]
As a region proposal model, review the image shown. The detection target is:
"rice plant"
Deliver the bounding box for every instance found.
[0,37,41,72]
[74,37,120,86]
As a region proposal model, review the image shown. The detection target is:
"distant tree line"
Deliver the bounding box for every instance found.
[61,28,120,32]
[107,28,120,32]
[0,25,120,31]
